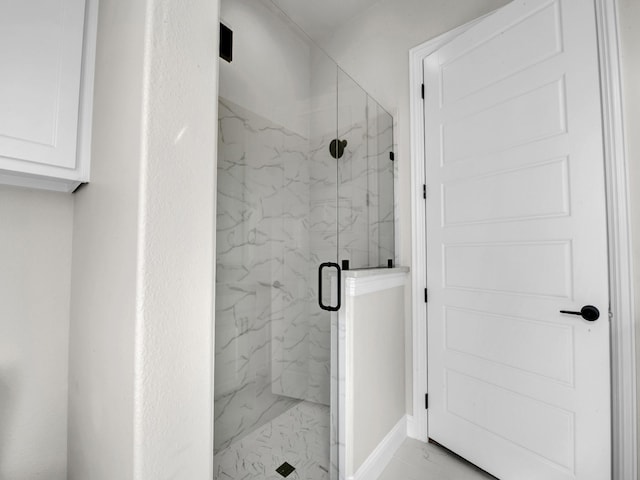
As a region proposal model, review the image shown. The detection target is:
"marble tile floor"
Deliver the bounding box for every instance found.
[214,401,330,480]
[377,438,497,480]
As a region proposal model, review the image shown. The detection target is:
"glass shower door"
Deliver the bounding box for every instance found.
[214,2,339,477]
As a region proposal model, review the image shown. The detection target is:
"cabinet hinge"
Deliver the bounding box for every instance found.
[425,393,429,409]
[72,182,88,194]
[421,83,425,99]
[424,288,428,303]
[423,184,426,199]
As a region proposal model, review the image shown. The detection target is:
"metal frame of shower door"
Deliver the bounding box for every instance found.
[407,2,637,479]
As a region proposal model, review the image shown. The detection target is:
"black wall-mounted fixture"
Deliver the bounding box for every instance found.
[330,139,347,159]
[220,23,233,63]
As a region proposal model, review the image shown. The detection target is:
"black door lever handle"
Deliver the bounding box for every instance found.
[560,305,600,321]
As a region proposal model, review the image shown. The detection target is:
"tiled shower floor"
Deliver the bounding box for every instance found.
[214,401,331,480]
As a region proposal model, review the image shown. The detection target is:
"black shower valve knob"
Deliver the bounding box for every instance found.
[329,139,348,159]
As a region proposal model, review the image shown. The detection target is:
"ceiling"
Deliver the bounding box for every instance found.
[270,0,384,42]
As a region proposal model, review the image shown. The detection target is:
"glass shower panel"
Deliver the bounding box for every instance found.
[370,101,395,266]
[337,69,395,269]
[337,69,369,269]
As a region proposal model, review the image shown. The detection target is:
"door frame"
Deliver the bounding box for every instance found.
[408,1,637,479]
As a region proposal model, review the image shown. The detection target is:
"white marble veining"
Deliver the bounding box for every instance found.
[214,401,331,480]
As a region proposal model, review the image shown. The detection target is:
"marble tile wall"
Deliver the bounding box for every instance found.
[216,98,310,452]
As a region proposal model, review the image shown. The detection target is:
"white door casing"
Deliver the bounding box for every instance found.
[423,1,610,479]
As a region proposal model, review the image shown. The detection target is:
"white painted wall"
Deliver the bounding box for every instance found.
[617,0,640,450]
[68,0,218,478]
[68,1,146,476]
[314,0,510,413]
[352,286,406,471]
[219,0,311,137]
[134,0,218,476]
[0,186,73,480]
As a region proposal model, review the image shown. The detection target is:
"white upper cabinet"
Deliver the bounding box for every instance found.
[0,0,97,192]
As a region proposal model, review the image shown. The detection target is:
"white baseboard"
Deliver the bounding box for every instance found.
[406,415,420,440]
[350,415,407,480]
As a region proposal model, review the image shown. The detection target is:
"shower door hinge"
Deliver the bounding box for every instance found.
[425,393,429,409]
[421,83,425,99]
[423,184,426,199]
[424,288,428,303]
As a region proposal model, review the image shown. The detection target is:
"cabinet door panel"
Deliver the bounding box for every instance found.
[0,0,86,169]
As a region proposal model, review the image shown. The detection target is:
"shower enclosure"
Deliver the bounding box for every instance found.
[214,1,394,478]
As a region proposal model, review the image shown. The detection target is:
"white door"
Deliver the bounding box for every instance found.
[424,1,610,479]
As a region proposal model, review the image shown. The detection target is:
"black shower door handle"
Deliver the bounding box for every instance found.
[318,262,341,311]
